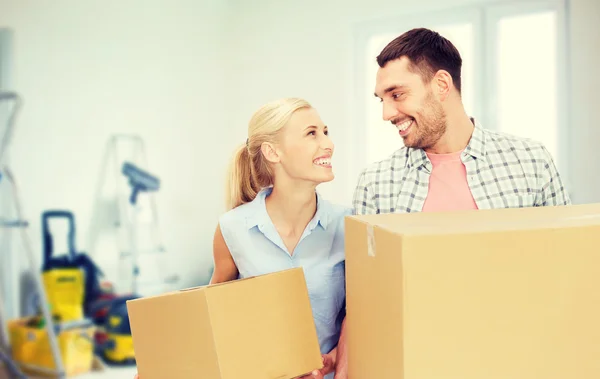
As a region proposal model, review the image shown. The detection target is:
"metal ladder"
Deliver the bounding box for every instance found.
[0,92,65,378]
[90,134,178,296]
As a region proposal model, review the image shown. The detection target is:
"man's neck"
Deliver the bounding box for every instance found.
[426,110,475,154]
[265,180,317,236]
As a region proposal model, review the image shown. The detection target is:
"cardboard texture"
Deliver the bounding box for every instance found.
[345,203,600,378]
[127,267,323,379]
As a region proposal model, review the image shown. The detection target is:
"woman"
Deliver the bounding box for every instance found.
[136,98,349,379]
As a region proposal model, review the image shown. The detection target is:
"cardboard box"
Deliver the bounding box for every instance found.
[345,203,600,378]
[127,267,323,379]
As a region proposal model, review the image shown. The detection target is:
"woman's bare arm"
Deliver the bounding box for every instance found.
[210,224,239,284]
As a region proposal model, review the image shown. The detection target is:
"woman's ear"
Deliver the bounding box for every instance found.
[261,142,280,164]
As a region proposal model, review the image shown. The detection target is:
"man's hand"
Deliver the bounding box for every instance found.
[299,348,337,378]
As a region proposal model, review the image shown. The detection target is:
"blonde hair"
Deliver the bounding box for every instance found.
[225,98,312,210]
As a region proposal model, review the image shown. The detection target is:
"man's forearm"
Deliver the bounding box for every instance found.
[335,317,348,378]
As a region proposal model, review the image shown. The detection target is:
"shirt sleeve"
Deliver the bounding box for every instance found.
[352,169,379,215]
[538,146,571,206]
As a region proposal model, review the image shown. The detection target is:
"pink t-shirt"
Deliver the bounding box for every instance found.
[422,150,479,212]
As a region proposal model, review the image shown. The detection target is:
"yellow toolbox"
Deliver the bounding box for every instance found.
[8,316,95,377]
[42,268,85,323]
[41,211,87,324]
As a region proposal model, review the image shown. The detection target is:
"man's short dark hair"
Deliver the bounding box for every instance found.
[376,28,463,93]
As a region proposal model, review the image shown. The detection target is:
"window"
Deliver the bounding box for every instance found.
[357,0,567,172]
[495,10,559,162]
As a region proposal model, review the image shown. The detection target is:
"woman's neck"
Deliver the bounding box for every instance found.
[265,180,317,236]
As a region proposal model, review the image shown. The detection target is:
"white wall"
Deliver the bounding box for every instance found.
[568,0,600,204]
[229,0,600,205]
[0,0,231,317]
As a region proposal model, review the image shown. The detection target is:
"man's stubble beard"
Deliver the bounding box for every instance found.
[405,93,447,150]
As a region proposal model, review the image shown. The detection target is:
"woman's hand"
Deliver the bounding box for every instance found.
[299,348,337,378]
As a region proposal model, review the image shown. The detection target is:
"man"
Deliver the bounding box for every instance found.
[353,28,571,215]
[330,27,571,379]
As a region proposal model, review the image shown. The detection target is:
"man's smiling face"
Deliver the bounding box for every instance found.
[374,56,447,150]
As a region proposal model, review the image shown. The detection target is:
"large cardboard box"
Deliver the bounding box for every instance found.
[127,267,323,379]
[345,203,600,378]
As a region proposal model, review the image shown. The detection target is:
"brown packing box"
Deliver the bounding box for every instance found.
[127,267,323,379]
[345,203,600,379]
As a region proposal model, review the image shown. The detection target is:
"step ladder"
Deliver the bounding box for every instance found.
[106,134,178,296]
[0,92,64,378]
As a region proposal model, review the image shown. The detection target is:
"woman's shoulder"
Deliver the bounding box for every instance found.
[220,188,270,226]
[218,201,258,229]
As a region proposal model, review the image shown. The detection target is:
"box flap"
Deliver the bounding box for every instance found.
[344,217,405,378]
[127,289,221,379]
[206,268,323,379]
[348,203,600,237]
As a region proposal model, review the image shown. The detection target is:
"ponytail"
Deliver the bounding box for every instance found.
[225,143,260,210]
[224,97,313,210]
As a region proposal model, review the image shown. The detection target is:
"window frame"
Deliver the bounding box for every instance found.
[483,0,570,179]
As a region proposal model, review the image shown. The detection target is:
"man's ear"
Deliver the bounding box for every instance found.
[433,70,452,101]
[261,142,280,164]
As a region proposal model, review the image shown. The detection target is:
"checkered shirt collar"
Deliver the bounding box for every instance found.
[406,118,487,170]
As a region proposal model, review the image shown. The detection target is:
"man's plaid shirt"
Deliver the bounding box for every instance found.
[352,124,571,215]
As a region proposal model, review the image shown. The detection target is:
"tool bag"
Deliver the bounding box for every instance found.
[41,210,103,322]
